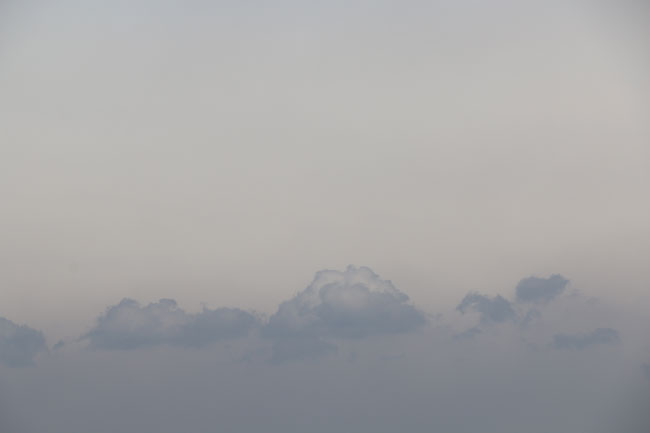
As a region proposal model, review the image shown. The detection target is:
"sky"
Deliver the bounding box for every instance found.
[1,1,649,432]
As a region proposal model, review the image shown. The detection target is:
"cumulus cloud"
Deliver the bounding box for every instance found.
[552,328,620,350]
[0,317,47,367]
[263,266,426,360]
[264,266,426,339]
[82,298,259,350]
[515,274,569,303]
[456,293,517,324]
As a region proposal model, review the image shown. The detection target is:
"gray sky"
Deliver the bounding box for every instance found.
[1,1,649,432]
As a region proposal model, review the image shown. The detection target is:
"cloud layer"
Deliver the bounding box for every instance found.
[82,298,259,350]
[2,269,625,366]
[0,317,47,367]
[1,266,645,433]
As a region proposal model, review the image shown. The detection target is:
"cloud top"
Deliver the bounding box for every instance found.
[83,298,259,350]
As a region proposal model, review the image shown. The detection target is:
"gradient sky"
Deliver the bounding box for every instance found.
[1,1,649,432]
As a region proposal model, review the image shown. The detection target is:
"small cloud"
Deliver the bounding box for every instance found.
[0,317,47,367]
[82,298,259,350]
[515,274,569,304]
[552,328,620,350]
[456,293,517,324]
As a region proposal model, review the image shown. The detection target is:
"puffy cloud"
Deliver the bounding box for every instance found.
[456,293,517,324]
[263,266,426,360]
[82,298,259,350]
[264,266,426,339]
[515,274,569,303]
[0,317,47,367]
[552,328,620,350]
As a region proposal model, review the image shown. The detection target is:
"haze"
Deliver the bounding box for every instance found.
[1,1,649,432]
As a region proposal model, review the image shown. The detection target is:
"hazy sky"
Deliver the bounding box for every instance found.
[1,1,649,432]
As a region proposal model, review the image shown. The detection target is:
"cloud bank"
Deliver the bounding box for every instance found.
[1,266,646,433]
[3,269,624,365]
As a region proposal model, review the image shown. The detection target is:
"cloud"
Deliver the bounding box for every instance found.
[0,316,47,367]
[263,265,426,360]
[456,293,517,324]
[515,274,569,303]
[264,266,426,339]
[82,298,259,350]
[552,328,620,350]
